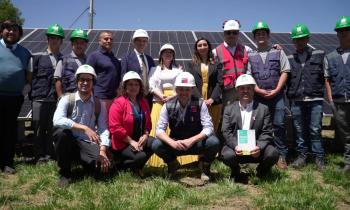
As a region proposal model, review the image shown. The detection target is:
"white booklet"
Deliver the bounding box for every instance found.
[237,129,256,155]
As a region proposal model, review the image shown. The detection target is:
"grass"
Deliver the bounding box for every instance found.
[1,154,350,210]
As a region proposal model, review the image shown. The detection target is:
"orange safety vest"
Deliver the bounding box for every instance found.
[216,43,248,89]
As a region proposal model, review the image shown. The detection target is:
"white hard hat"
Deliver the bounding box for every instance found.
[175,72,196,87]
[159,43,175,55]
[224,20,240,31]
[132,29,149,40]
[235,74,256,88]
[75,64,97,79]
[123,71,142,82]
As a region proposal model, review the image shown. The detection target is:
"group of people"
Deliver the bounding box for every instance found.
[1,16,350,187]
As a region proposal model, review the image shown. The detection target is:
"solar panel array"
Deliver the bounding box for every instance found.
[17,28,339,119]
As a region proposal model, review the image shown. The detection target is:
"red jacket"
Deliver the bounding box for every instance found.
[109,96,152,151]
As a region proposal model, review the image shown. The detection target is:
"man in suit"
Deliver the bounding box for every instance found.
[221,74,279,181]
[121,29,155,108]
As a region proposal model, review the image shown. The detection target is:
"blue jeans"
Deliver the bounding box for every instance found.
[152,135,220,163]
[291,100,324,158]
[256,93,287,157]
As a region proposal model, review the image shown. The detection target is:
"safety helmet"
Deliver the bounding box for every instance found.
[224,20,240,31]
[123,71,142,83]
[291,24,310,39]
[252,21,270,34]
[175,72,196,87]
[335,16,350,31]
[75,64,97,79]
[235,74,256,88]
[159,43,175,55]
[132,29,149,40]
[46,24,65,38]
[70,28,88,41]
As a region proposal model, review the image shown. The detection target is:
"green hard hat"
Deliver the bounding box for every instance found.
[252,21,270,34]
[291,24,310,39]
[46,24,64,38]
[335,16,350,31]
[70,28,88,41]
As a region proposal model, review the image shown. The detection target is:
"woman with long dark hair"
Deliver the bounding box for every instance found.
[187,38,223,133]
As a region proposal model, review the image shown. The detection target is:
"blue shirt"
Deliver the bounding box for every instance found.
[53,92,111,146]
[0,39,31,96]
[86,47,121,99]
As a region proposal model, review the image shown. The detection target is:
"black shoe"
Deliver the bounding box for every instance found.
[315,157,326,171]
[3,166,16,174]
[167,160,180,179]
[57,176,71,187]
[291,155,306,168]
[343,165,350,173]
[256,165,272,178]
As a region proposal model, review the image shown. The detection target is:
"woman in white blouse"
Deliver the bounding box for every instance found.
[147,43,183,166]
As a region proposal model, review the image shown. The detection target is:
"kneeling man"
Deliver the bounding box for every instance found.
[221,74,279,180]
[53,64,111,187]
[152,72,220,181]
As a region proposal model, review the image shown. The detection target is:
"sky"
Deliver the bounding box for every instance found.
[12,0,350,33]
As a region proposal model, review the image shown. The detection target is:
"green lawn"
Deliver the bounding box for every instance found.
[1,153,349,210]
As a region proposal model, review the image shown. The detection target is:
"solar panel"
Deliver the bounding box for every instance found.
[309,33,338,54]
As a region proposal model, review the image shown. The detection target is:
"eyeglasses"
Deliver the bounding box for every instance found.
[225,31,239,36]
[78,78,93,83]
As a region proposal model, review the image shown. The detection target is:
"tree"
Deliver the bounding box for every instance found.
[0,0,24,26]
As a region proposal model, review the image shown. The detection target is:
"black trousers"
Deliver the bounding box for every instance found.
[32,100,56,158]
[53,128,99,177]
[0,95,24,169]
[112,136,154,170]
[220,144,279,173]
[333,102,350,165]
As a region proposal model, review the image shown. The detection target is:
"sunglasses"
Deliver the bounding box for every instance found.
[225,31,239,35]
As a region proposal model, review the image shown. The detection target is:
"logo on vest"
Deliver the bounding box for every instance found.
[191,105,198,113]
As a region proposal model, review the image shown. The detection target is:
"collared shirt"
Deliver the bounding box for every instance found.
[156,99,214,137]
[86,46,121,99]
[134,49,148,70]
[239,101,253,130]
[54,51,86,78]
[53,92,110,146]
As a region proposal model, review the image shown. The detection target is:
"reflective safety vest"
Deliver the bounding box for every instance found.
[215,43,248,89]
[248,49,281,90]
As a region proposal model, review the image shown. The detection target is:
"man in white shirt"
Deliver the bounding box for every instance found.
[53,64,111,187]
[152,72,220,182]
[221,74,279,182]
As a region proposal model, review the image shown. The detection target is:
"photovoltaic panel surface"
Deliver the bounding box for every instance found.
[309,33,338,54]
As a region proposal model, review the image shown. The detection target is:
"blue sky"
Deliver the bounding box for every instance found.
[13,0,349,33]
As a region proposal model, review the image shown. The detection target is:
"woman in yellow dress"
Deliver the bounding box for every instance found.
[147,43,183,166]
[187,38,223,134]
